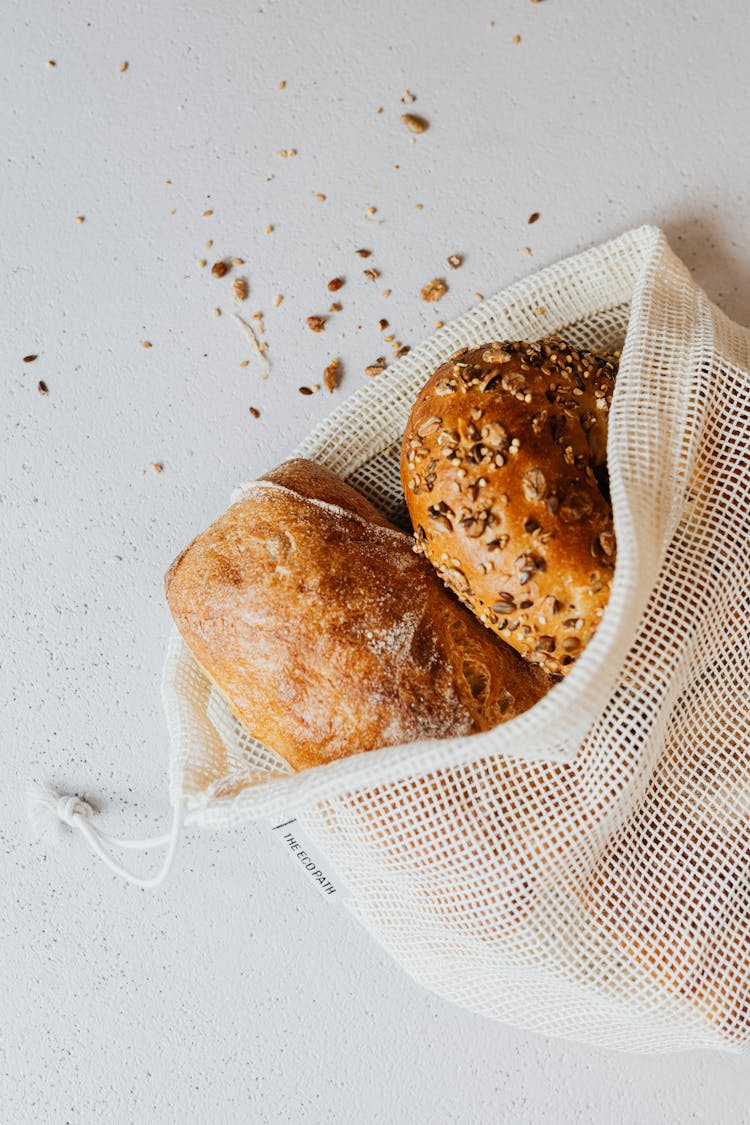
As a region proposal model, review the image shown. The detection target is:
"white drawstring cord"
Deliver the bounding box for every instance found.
[26,784,190,889]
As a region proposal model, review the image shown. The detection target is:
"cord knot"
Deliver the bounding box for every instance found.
[56,794,93,826]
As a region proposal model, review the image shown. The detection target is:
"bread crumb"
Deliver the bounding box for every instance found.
[120,61,129,72]
[323,358,339,392]
[307,315,326,333]
[150,462,163,473]
[212,260,229,278]
[205,239,213,248]
[356,248,371,258]
[415,203,424,210]
[365,363,386,377]
[328,277,344,292]
[364,268,380,281]
[197,259,207,268]
[421,278,447,302]
[233,278,248,301]
[519,246,532,255]
[249,406,260,418]
[273,294,283,307]
[213,308,221,317]
[381,289,391,298]
[232,257,245,265]
[329,302,342,312]
[401,90,416,104]
[447,254,463,269]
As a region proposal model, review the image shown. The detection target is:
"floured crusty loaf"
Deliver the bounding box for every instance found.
[401,339,618,678]
[165,459,550,772]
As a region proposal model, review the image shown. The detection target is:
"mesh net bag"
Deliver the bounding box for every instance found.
[162,226,750,1053]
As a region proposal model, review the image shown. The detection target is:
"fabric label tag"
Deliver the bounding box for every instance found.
[270,817,350,902]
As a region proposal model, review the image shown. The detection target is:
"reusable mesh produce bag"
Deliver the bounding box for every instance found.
[162,226,750,1053]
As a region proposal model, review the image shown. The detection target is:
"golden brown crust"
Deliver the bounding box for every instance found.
[165,459,550,772]
[401,339,618,677]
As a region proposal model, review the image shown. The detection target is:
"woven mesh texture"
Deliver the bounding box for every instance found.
[162,227,750,1052]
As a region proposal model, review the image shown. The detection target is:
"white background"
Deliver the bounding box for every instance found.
[4,1,750,1121]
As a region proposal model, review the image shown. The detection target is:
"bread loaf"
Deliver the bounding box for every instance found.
[401,339,618,678]
[165,459,550,772]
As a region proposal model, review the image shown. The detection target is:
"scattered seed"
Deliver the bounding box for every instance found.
[240,360,249,368]
[329,301,342,312]
[141,340,152,348]
[299,385,314,395]
[47,60,56,68]
[534,306,546,316]
[415,203,424,210]
[356,248,371,258]
[315,193,326,201]
[233,278,248,301]
[75,215,85,224]
[528,211,540,224]
[323,358,339,393]
[378,319,389,331]
[213,308,221,317]
[212,260,229,278]
[279,80,286,89]
[364,268,380,281]
[264,225,274,234]
[519,246,532,255]
[421,278,447,302]
[249,406,261,418]
[365,364,386,377]
[402,113,429,134]
[150,462,163,473]
[288,148,297,157]
[205,239,213,248]
[23,354,38,363]
[307,315,326,332]
[381,289,391,298]
[434,321,444,329]
[203,209,213,216]
[273,294,283,307]
[376,106,383,114]
[475,292,484,301]
[366,206,377,215]
[197,259,207,268]
[37,380,49,395]
[231,257,244,266]
[278,149,289,158]
[447,254,463,269]
[120,61,129,73]
[401,90,416,104]
[512,34,521,44]
[328,277,344,292]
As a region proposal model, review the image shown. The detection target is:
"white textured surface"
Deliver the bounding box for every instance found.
[4,0,750,1121]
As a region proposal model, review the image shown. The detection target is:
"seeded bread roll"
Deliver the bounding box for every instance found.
[165,458,550,772]
[401,339,618,678]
